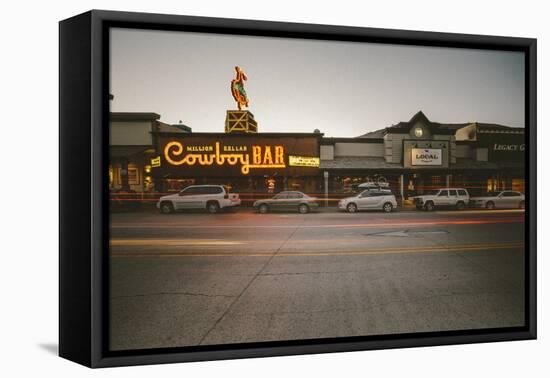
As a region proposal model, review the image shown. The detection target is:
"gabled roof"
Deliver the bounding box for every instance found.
[409,110,430,125]
[357,111,523,139]
[474,123,524,134]
[384,111,460,135]
[357,129,386,139]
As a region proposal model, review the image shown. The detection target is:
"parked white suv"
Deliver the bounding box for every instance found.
[339,190,398,213]
[413,188,469,211]
[157,185,241,214]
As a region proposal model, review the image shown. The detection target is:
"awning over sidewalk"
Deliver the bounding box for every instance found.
[320,157,403,170]
[449,159,499,170]
[320,157,511,171]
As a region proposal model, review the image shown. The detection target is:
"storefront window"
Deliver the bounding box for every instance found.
[487,178,497,193]
[127,165,140,185]
[110,165,121,188]
[431,176,442,189]
[166,179,195,192]
[109,165,114,188]
[512,178,525,193]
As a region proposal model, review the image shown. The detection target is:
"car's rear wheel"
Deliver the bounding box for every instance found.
[519,200,525,209]
[346,203,358,213]
[258,204,269,214]
[382,202,393,213]
[159,201,174,214]
[298,204,310,214]
[455,201,465,210]
[485,201,495,210]
[206,201,220,214]
[424,201,435,211]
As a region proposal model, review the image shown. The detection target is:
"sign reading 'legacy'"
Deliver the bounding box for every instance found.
[493,143,526,152]
[411,148,442,166]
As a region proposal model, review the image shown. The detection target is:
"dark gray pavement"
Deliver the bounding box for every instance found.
[109,209,525,350]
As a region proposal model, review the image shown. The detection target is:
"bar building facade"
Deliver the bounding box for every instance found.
[151,132,323,202]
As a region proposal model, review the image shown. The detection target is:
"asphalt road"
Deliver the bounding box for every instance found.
[109,208,525,351]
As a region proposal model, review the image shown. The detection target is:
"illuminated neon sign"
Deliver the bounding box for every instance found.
[164,141,286,174]
[151,156,161,168]
[289,155,320,167]
[231,66,249,110]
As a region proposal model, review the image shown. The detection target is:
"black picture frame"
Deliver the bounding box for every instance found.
[59,9,537,368]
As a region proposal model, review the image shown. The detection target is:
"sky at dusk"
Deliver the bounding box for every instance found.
[110,28,525,137]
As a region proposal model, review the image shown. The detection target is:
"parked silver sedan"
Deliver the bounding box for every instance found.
[253,191,319,214]
[469,191,525,209]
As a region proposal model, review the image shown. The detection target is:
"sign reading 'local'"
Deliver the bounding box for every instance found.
[411,148,442,166]
[164,141,286,174]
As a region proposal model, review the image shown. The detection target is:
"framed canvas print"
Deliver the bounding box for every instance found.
[59,10,537,368]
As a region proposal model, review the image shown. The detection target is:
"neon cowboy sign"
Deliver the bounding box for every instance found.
[164,141,286,174]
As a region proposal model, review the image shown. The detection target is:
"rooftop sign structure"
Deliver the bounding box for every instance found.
[230,66,249,110]
[226,66,258,133]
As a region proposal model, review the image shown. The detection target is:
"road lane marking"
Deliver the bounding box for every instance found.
[434,209,525,215]
[110,239,244,246]
[110,218,524,230]
[110,241,524,258]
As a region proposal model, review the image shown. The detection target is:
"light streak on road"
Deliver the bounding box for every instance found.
[110,239,245,246]
[110,241,524,258]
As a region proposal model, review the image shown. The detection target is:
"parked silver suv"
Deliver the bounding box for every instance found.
[413,188,469,211]
[339,190,398,213]
[157,185,241,214]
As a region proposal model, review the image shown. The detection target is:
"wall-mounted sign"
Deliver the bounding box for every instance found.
[164,141,285,174]
[493,143,525,152]
[151,156,161,168]
[288,155,320,168]
[481,133,525,163]
[403,140,449,168]
[158,135,321,177]
[411,148,442,166]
